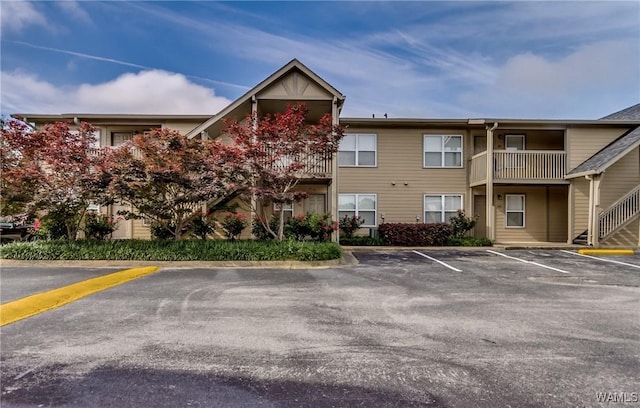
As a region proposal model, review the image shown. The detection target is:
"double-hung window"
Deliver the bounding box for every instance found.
[423,135,463,168]
[424,194,462,223]
[274,202,294,222]
[505,194,525,228]
[339,134,377,167]
[338,194,377,227]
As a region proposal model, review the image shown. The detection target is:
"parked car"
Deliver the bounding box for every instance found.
[0,216,35,243]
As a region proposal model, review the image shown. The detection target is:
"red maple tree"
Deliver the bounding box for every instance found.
[103,128,241,239]
[224,104,344,240]
[1,119,109,239]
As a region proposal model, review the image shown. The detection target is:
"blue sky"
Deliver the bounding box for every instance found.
[1,1,638,119]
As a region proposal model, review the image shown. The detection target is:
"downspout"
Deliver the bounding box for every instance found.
[486,122,498,241]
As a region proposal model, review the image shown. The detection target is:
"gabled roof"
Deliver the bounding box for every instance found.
[600,103,640,120]
[186,59,345,138]
[566,126,640,179]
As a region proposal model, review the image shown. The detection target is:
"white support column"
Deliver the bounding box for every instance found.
[567,182,575,244]
[486,123,498,241]
[592,174,602,247]
[586,175,594,246]
[331,96,340,243]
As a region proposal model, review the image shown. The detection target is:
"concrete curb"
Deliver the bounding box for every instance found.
[0,254,359,269]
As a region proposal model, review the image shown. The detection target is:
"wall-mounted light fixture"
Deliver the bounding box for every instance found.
[391,181,396,185]
[381,213,385,223]
[416,214,421,222]
[497,194,503,201]
[404,182,408,186]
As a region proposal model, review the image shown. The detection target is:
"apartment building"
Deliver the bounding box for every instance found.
[18,59,640,247]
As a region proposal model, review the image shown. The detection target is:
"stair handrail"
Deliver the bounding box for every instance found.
[598,185,640,239]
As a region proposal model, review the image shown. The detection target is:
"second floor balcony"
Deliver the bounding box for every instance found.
[89,147,333,181]
[470,150,568,186]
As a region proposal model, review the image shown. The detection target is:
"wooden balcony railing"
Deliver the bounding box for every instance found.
[469,150,567,185]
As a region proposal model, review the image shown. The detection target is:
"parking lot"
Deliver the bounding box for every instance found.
[1,249,639,407]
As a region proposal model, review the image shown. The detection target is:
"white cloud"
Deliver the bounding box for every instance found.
[0,0,47,33]
[1,70,232,115]
[457,39,640,119]
[55,1,92,25]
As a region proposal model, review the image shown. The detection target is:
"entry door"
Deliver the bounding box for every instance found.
[305,194,326,214]
[110,203,132,239]
[473,195,487,238]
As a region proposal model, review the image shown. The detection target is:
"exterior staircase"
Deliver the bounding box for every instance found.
[573,185,640,245]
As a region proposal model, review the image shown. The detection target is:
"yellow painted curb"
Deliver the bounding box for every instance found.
[0,266,159,327]
[578,249,635,256]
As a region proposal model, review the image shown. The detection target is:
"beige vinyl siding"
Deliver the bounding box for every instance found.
[599,147,640,209]
[132,219,151,240]
[162,122,201,135]
[338,128,468,225]
[601,217,639,248]
[567,127,628,169]
[493,130,564,150]
[494,186,567,243]
[572,178,590,237]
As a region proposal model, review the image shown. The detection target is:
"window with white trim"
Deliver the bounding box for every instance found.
[505,194,525,228]
[505,134,525,150]
[274,202,294,221]
[424,194,463,223]
[338,194,377,227]
[423,135,463,168]
[339,134,377,167]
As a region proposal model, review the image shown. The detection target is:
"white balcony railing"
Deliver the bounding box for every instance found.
[599,185,640,239]
[469,151,488,185]
[469,150,567,184]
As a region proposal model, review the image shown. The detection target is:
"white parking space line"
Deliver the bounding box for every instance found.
[561,250,640,269]
[486,250,570,274]
[412,251,462,272]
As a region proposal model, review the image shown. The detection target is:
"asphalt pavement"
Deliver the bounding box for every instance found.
[1,249,639,407]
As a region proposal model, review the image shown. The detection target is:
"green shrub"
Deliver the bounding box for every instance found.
[449,210,478,239]
[84,212,118,240]
[286,212,336,242]
[150,222,176,240]
[253,212,336,242]
[221,212,247,240]
[0,239,343,261]
[338,214,365,239]
[36,211,68,240]
[189,213,215,240]
[252,215,279,240]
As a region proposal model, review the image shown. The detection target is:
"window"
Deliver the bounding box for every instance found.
[111,132,132,146]
[274,202,294,221]
[424,135,463,168]
[505,135,525,169]
[505,135,525,150]
[505,194,525,228]
[339,134,377,167]
[424,195,462,223]
[339,194,377,227]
